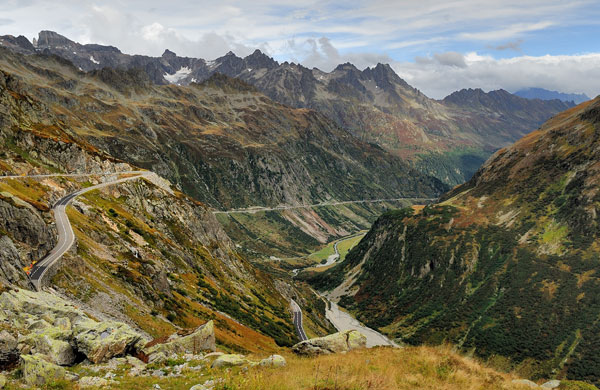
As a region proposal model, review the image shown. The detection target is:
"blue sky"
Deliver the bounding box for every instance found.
[1,0,599,98]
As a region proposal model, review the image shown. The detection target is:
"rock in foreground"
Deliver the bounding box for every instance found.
[292,330,366,356]
[143,320,215,361]
[21,354,66,387]
[0,288,150,365]
[211,354,249,368]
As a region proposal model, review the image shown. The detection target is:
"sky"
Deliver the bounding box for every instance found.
[1,0,600,98]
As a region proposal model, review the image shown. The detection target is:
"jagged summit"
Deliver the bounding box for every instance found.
[0,34,35,54]
[37,30,74,48]
[161,49,177,58]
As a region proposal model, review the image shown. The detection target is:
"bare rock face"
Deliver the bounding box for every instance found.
[0,194,55,287]
[143,320,215,359]
[0,236,26,287]
[292,330,367,356]
[0,330,19,370]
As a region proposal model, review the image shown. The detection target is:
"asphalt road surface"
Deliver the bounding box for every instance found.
[291,299,308,341]
[26,172,149,290]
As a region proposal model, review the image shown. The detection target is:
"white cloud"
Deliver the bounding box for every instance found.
[79,5,257,59]
[459,21,555,41]
[0,0,598,99]
[392,52,600,99]
[288,37,392,71]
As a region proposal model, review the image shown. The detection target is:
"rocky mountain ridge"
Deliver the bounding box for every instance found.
[0,45,446,259]
[0,31,574,185]
[515,87,591,104]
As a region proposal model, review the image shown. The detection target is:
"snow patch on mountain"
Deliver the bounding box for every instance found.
[163,66,192,84]
[89,55,100,64]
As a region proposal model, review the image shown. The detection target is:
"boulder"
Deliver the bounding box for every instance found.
[148,351,167,364]
[512,379,539,388]
[20,332,75,366]
[126,355,146,369]
[541,380,561,389]
[204,351,224,359]
[189,385,209,390]
[292,330,367,356]
[0,330,19,370]
[144,320,215,358]
[79,376,112,388]
[211,354,249,368]
[21,353,66,387]
[74,318,149,364]
[0,374,6,389]
[259,354,286,367]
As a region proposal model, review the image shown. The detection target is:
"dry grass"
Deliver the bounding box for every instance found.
[217,347,524,390]
[61,346,536,390]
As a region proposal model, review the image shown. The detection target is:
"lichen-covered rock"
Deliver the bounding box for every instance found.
[0,288,86,326]
[78,376,112,388]
[144,320,215,359]
[0,373,6,388]
[259,354,286,367]
[20,332,75,366]
[0,289,149,365]
[211,354,249,368]
[21,353,66,387]
[147,351,167,364]
[292,330,366,356]
[74,318,149,364]
[0,330,19,370]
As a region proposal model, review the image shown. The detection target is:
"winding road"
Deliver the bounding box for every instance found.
[1,171,150,290]
[213,197,435,215]
[290,299,308,341]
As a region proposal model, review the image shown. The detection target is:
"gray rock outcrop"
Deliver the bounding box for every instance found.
[259,354,286,367]
[143,320,215,359]
[211,354,249,368]
[292,330,367,356]
[21,353,66,387]
[0,330,19,370]
[0,288,149,365]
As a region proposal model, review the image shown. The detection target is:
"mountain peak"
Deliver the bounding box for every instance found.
[37,30,75,48]
[334,62,358,72]
[162,49,177,58]
[0,34,35,54]
[244,49,278,69]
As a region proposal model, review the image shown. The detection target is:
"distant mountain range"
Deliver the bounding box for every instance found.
[0,31,574,186]
[515,87,590,104]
